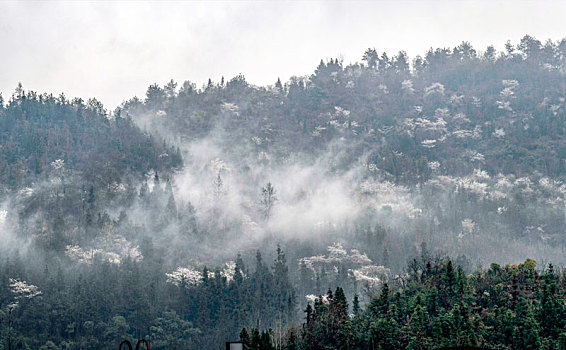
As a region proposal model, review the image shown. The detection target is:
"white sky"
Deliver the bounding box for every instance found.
[1,0,565,109]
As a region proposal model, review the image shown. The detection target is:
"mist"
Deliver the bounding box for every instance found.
[3,31,566,349]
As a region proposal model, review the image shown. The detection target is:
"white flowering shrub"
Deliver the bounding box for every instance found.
[351,265,390,288]
[401,79,415,94]
[65,235,141,265]
[51,159,65,170]
[166,261,236,288]
[461,219,476,234]
[493,128,506,138]
[421,139,437,148]
[221,102,239,116]
[9,278,42,308]
[424,82,445,97]
[428,161,440,170]
[166,267,203,287]
[209,158,230,174]
[305,294,329,304]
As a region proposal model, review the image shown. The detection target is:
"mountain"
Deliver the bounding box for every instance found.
[2,35,566,349]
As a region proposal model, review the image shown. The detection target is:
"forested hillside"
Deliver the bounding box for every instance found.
[122,35,566,181]
[0,85,181,191]
[2,35,566,349]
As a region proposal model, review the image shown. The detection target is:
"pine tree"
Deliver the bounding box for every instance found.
[285,329,298,350]
[352,294,360,315]
[275,78,283,91]
[369,283,389,318]
[202,267,209,286]
[234,253,245,285]
[305,303,313,324]
[259,330,275,350]
[370,317,400,350]
[166,193,177,219]
[539,264,564,338]
[299,260,312,297]
[250,328,261,349]
[273,245,295,320]
[240,327,251,347]
[444,260,456,292]
[260,182,277,221]
[512,298,541,350]
[333,287,348,316]
[139,181,149,199]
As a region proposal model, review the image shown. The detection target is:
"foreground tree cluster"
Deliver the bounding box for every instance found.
[246,259,566,350]
[0,247,295,350]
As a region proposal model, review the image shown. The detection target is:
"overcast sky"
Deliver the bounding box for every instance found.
[1,1,565,109]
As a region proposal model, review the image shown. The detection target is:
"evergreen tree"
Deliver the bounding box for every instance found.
[352,294,360,316]
[512,298,541,350]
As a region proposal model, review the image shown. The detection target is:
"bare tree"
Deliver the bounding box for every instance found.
[260,182,277,221]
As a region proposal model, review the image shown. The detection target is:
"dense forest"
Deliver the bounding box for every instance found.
[242,258,566,350]
[2,35,566,349]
